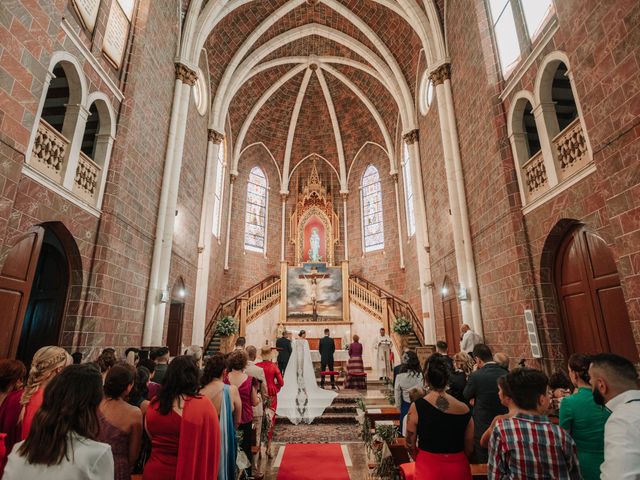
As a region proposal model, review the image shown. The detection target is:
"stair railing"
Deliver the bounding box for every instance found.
[204,275,280,348]
[350,275,425,346]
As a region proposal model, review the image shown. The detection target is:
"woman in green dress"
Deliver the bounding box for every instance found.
[559,353,610,480]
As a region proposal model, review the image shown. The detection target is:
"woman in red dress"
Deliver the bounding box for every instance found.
[20,346,70,439]
[255,345,284,457]
[0,359,26,475]
[143,355,220,480]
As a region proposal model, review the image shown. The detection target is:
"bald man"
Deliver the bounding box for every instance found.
[589,353,640,480]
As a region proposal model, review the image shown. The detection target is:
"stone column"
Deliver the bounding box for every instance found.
[341,192,349,261]
[143,63,197,346]
[391,173,405,269]
[431,63,483,337]
[280,193,288,262]
[192,129,224,346]
[62,104,90,190]
[223,173,237,271]
[403,129,436,344]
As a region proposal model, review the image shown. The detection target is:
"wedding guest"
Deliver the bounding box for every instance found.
[393,347,411,387]
[463,344,507,463]
[256,346,284,458]
[4,364,114,479]
[560,353,609,480]
[128,366,151,415]
[549,370,573,412]
[149,347,170,384]
[406,354,474,479]
[344,335,366,389]
[479,376,515,448]
[97,349,117,383]
[436,341,454,371]
[234,337,246,351]
[71,352,83,364]
[588,353,640,480]
[99,363,143,480]
[245,345,267,477]
[0,359,26,475]
[276,331,292,374]
[448,352,473,403]
[20,346,71,439]
[488,368,580,479]
[493,352,509,371]
[144,355,220,480]
[185,345,204,369]
[459,324,482,355]
[201,354,241,480]
[124,348,140,367]
[224,350,260,480]
[394,351,423,434]
[138,359,161,400]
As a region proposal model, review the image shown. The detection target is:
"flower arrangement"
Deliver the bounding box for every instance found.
[215,315,238,337]
[392,316,413,336]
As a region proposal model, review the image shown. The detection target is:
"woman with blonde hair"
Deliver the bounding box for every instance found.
[448,351,474,403]
[20,346,71,439]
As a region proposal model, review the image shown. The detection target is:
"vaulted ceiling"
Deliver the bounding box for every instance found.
[183,0,443,190]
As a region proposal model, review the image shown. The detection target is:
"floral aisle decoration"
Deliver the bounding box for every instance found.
[392,317,412,336]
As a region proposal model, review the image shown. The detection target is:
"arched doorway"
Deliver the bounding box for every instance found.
[555,225,638,361]
[0,223,77,365]
[441,276,461,354]
[166,277,186,356]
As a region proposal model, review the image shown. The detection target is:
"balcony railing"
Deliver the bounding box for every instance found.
[522,151,548,201]
[74,151,100,203]
[553,118,589,181]
[31,120,68,183]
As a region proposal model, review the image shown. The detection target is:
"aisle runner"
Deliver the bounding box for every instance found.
[276,443,350,480]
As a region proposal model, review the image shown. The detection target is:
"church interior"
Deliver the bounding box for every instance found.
[0,0,639,479]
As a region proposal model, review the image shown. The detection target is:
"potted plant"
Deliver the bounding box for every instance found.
[215,315,238,352]
[392,316,412,337]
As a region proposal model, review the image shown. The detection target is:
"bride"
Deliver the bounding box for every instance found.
[276,330,337,424]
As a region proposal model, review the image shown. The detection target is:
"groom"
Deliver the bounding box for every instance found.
[319,328,336,389]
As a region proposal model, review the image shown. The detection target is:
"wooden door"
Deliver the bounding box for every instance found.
[0,228,45,358]
[555,226,638,361]
[16,242,69,364]
[442,278,461,354]
[167,302,184,356]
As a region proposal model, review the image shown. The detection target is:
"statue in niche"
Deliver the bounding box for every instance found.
[308,227,321,262]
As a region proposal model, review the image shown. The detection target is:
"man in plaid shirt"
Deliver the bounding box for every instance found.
[488,368,581,479]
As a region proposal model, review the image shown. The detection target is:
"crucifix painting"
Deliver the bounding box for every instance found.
[287,265,343,321]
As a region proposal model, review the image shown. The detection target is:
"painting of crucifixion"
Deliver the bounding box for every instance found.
[287,264,343,321]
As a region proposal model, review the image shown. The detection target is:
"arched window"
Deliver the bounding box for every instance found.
[211,141,226,237]
[402,144,416,236]
[244,166,268,253]
[360,165,384,252]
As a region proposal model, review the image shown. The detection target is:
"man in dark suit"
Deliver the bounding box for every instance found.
[463,343,508,463]
[318,329,336,389]
[276,330,292,374]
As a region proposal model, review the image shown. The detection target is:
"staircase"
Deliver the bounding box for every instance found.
[349,275,425,352]
[204,275,281,356]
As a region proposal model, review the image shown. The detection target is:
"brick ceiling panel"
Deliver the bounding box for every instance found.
[322,71,385,167]
[227,64,294,139]
[242,69,305,163]
[289,73,339,172]
[262,36,370,66]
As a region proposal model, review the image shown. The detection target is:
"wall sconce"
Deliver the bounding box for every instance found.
[178,287,186,298]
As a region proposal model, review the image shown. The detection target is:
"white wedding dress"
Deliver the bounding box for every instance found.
[276,338,337,424]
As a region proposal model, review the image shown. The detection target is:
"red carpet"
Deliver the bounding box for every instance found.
[277,443,350,480]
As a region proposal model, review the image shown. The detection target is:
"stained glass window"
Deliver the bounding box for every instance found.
[244,166,268,252]
[211,141,225,237]
[402,144,416,237]
[361,165,384,252]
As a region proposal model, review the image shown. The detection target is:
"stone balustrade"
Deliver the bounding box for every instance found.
[74,151,100,203]
[31,120,68,182]
[522,150,548,200]
[554,118,589,180]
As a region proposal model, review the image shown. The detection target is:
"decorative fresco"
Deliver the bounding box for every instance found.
[287,264,343,321]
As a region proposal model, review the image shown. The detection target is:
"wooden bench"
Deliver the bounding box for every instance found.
[365,407,400,423]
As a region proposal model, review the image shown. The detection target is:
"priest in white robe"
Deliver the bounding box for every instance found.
[374,327,393,381]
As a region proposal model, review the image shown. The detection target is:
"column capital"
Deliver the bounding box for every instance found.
[340,192,349,201]
[390,172,399,182]
[208,129,224,144]
[280,192,289,201]
[175,63,198,86]
[229,172,238,184]
[403,129,419,145]
[428,63,451,86]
